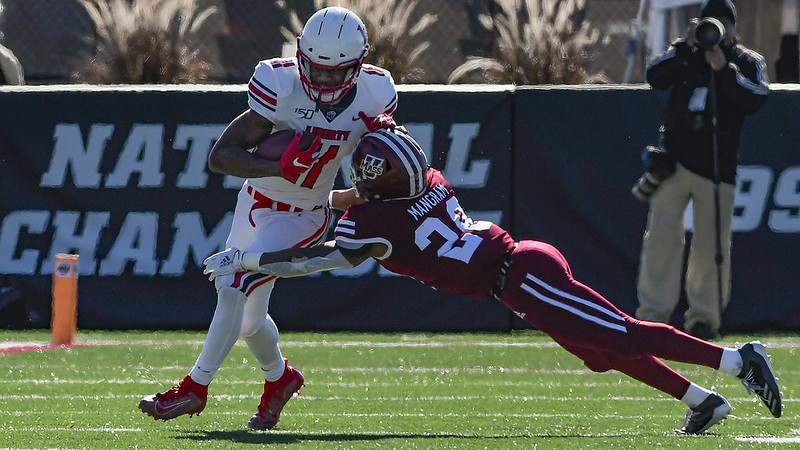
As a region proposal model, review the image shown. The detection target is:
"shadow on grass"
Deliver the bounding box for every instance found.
[175,429,673,445]
[176,429,533,445]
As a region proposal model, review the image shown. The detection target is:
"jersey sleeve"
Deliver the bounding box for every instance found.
[334,211,393,260]
[247,58,298,122]
[358,64,398,116]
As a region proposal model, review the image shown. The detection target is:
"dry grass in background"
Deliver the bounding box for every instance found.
[73,0,217,83]
[448,0,608,84]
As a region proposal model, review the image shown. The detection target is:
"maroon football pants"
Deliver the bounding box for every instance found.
[499,240,724,399]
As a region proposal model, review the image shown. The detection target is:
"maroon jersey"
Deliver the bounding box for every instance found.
[335,169,516,298]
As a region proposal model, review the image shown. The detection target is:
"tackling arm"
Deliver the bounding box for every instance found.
[203,241,386,281]
[329,187,367,211]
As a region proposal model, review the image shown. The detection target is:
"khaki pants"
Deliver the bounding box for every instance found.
[636,163,735,332]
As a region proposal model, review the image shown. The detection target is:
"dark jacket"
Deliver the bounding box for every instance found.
[646,39,769,184]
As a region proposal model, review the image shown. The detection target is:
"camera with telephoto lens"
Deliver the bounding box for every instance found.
[694,17,725,50]
[631,146,677,202]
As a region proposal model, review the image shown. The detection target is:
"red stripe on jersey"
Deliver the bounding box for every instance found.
[362,68,386,76]
[248,81,277,106]
[230,271,246,289]
[270,58,296,68]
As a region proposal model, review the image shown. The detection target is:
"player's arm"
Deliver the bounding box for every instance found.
[329,187,367,211]
[203,241,387,280]
[207,109,282,178]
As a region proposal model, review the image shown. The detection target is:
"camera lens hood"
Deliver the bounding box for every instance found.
[694,17,725,49]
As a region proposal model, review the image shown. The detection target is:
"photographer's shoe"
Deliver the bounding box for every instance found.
[687,321,718,341]
[678,393,730,435]
[738,341,782,418]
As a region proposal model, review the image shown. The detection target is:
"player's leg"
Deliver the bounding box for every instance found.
[139,185,257,421]
[636,168,691,323]
[239,278,304,430]
[501,241,780,430]
[683,175,735,337]
[187,185,260,384]
[239,207,331,430]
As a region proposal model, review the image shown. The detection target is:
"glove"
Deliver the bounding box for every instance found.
[279,131,322,181]
[358,111,397,132]
[203,247,247,281]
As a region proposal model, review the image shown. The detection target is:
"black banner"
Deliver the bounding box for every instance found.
[514,85,800,331]
[0,85,797,331]
[0,86,515,331]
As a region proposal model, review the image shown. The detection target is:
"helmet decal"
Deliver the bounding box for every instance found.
[360,154,386,179]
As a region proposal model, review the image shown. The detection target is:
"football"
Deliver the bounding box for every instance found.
[252,129,317,160]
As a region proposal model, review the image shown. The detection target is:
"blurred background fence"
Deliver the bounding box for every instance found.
[0,0,793,86]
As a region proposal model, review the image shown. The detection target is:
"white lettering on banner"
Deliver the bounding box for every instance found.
[174,124,228,189]
[0,211,50,274]
[733,165,800,233]
[0,210,232,276]
[733,166,773,232]
[40,211,110,275]
[106,124,166,188]
[684,166,800,233]
[769,166,800,233]
[40,123,231,190]
[6,122,502,278]
[443,123,490,188]
[160,212,233,276]
[40,123,113,188]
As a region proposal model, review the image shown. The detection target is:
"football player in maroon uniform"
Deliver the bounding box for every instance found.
[204,128,782,434]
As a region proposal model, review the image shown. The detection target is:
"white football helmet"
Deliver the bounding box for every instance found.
[296,7,369,105]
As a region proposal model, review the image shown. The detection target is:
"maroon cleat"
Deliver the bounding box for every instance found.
[138,374,208,420]
[247,360,305,430]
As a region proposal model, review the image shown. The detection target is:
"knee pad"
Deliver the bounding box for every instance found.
[241,313,280,344]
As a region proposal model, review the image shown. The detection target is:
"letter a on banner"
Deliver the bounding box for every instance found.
[52,254,79,344]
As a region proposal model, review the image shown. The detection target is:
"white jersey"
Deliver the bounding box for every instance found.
[246,57,398,210]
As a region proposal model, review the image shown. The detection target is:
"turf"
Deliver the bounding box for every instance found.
[1,329,796,449]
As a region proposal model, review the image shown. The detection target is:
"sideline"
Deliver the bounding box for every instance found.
[0,342,83,354]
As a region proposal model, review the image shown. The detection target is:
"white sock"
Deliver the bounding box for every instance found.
[681,383,714,409]
[718,348,743,377]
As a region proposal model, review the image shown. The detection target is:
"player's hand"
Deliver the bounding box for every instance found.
[203,247,246,281]
[705,45,727,71]
[358,111,397,132]
[279,131,322,180]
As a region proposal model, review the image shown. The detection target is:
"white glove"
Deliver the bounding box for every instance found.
[203,247,247,281]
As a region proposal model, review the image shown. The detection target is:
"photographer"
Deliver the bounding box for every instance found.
[635,0,768,340]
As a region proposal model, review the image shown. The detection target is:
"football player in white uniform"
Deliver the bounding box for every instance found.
[139,6,398,430]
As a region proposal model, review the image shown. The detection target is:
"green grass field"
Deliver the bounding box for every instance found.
[1,329,796,449]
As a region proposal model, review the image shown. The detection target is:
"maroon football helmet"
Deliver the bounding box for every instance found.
[349,129,429,200]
